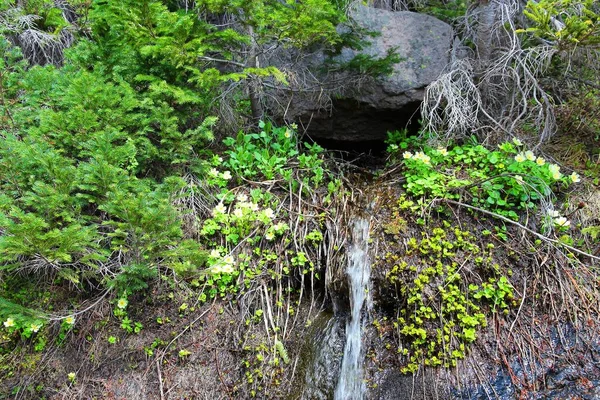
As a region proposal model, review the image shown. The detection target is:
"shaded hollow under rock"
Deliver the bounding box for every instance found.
[299,99,421,157]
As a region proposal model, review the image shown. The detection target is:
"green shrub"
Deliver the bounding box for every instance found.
[384,224,511,372]
[0,37,211,299]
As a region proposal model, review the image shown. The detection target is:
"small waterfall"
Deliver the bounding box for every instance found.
[334,218,372,400]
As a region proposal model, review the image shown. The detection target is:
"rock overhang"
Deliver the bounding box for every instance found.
[265,5,454,143]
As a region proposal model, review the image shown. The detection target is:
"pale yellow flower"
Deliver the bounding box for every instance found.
[223,255,235,265]
[570,172,580,183]
[514,153,526,163]
[536,157,545,166]
[237,193,248,203]
[414,152,431,164]
[274,222,288,232]
[3,318,15,328]
[65,316,75,325]
[210,249,221,258]
[221,264,235,274]
[549,164,561,180]
[437,147,448,156]
[514,175,524,184]
[117,298,128,309]
[403,151,412,159]
[284,129,291,139]
[525,151,536,161]
[263,208,275,220]
[30,322,42,333]
[265,232,275,241]
[552,171,561,180]
[553,216,570,228]
[221,171,232,180]
[512,138,523,146]
[213,203,226,216]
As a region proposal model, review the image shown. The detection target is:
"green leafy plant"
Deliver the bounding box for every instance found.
[382,214,514,372]
[224,122,297,180]
[178,349,192,359]
[388,134,579,221]
[56,316,76,345]
[519,0,600,49]
[472,276,514,313]
[1,314,44,342]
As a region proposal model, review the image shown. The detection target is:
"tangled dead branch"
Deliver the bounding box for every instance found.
[16,28,74,66]
[0,6,75,66]
[422,0,557,145]
[421,59,481,140]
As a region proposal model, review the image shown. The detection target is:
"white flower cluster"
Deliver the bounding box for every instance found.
[208,168,232,181]
[209,249,236,275]
[206,192,284,275]
[548,210,571,229]
[514,150,545,166]
[265,222,288,241]
[513,150,580,183]
[2,317,42,333]
[403,151,431,165]
[548,164,562,180]
[212,193,276,222]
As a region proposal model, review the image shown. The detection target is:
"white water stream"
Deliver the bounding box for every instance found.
[334,218,372,400]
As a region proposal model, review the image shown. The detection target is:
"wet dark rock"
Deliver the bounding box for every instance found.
[450,323,600,400]
[371,369,449,400]
[300,316,346,399]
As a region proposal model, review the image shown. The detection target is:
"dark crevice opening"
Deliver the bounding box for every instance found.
[298,99,422,166]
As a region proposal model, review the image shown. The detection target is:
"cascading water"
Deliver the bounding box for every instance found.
[334,218,372,400]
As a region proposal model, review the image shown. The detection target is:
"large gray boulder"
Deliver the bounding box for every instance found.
[265,6,453,142]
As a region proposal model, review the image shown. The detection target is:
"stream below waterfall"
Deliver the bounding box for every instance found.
[334,218,372,400]
[301,217,373,400]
